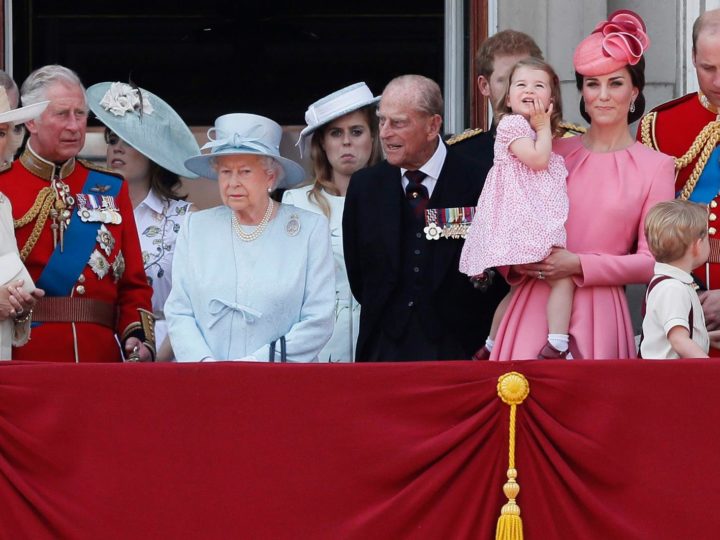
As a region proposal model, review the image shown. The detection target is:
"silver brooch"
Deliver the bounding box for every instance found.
[286,213,301,237]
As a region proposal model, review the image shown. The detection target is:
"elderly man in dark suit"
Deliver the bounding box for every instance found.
[343,74,506,362]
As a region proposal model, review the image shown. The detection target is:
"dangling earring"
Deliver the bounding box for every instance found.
[629,100,636,114]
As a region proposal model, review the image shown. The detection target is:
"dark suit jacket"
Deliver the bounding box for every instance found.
[445,125,495,174]
[342,148,508,360]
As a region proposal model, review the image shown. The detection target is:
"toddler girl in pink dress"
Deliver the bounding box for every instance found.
[460,58,573,359]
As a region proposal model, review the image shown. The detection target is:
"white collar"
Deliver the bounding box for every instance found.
[137,189,168,215]
[653,262,695,284]
[400,135,446,180]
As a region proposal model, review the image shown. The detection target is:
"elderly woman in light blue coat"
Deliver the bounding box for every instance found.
[166,113,334,362]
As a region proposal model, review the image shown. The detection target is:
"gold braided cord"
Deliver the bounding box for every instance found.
[641,112,720,201]
[639,112,658,150]
[13,186,53,228]
[507,404,517,468]
[18,191,54,261]
[677,123,720,200]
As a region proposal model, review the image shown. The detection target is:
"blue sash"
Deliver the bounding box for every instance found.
[37,170,122,296]
[686,146,720,204]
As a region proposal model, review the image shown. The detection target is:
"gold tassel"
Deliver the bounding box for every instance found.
[496,372,530,540]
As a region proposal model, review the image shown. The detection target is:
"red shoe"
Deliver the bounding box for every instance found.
[537,341,569,359]
[472,345,491,361]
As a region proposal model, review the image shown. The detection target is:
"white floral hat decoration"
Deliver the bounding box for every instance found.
[87,82,200,178]
[296,82,380,156]
[185,113,305,189]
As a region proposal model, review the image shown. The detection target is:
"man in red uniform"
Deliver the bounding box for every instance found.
[639,9,720,347]
[0,65,154,362]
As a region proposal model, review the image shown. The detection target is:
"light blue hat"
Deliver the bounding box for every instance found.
[87,82,200,178]
[184,113,305,189]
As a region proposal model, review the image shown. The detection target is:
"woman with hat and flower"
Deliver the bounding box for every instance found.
[165,113,335,362]
[283,82,381,362]
[0,86,49,358]
[490,10,675,360]
[87,82,200,361]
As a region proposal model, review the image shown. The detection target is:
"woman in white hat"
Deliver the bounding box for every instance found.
[87,82,200,361]
[283,82,381,362]
[0,86,49,358]
[165,113,335,362]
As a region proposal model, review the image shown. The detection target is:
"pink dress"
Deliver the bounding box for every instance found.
[459,114,569,276]
[492,137,675,360]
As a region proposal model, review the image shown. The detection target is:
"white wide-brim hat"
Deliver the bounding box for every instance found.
[184,113,306,189]
[297,82,380,154]
[87,82,200,178]
[0,84,49,124]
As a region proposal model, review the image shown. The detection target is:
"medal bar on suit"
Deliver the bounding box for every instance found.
[424,206,476,240]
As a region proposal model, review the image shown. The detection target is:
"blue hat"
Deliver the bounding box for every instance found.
[184,113,305,189]
[87,82,200,178]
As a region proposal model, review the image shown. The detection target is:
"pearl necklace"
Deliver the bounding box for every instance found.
[231,199,274,242]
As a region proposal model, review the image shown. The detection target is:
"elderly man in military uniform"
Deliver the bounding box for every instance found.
[639,9,720,350]
[0,65,154,362]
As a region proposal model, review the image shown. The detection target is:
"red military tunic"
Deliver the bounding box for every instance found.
[0,146,154,362]
[638,92,720,288]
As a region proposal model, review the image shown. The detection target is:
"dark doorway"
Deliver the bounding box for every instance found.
[12,1,444,126]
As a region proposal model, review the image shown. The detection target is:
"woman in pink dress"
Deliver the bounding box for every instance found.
[492,10,675,360]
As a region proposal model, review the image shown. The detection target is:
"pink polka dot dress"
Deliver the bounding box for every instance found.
[460,114,569,276]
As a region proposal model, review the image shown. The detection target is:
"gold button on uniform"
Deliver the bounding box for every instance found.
[78,274,86,283]
[76,285,86,295]
[710,227,717,236]
[712,200,718,209]
[711,213,717,222]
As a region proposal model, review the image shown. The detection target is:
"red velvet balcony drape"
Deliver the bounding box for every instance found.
[1,360,718,540]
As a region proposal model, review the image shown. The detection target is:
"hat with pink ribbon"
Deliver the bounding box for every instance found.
[573,10,650,76]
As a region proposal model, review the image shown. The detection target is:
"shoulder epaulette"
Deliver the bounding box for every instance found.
[558,121,586,138]
[446,128,484,145]
[78,158,124,179]
[650,92,697,114]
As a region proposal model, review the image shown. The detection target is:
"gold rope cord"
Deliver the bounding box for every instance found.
[641,113,720,201]
[495,372,530,540]
[14,187,54,261]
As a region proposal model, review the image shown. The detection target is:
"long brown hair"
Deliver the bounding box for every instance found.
[105,127,187,201]
[495,57,563,138]
[306,105,381,218]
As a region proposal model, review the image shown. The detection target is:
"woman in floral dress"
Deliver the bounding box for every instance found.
[87,82,200,360]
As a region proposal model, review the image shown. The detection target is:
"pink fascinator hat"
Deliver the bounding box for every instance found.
[573,10,650,76]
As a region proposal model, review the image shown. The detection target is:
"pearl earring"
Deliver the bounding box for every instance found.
[629,100,636,114]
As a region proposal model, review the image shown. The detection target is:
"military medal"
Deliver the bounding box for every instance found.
[50,177,75,252]
[423,222,443,240]
[424,207,476,240]
[286,213,300,237]
[76,193,122,224]
[112,251,125,283]
[96,224,116,256]
[88,249,110,279]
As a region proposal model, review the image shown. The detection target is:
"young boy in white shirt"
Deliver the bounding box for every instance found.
[641,200,713,359]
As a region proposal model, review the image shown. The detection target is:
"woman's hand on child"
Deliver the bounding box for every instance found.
[512,248,581,281]
[529,99,553,133]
